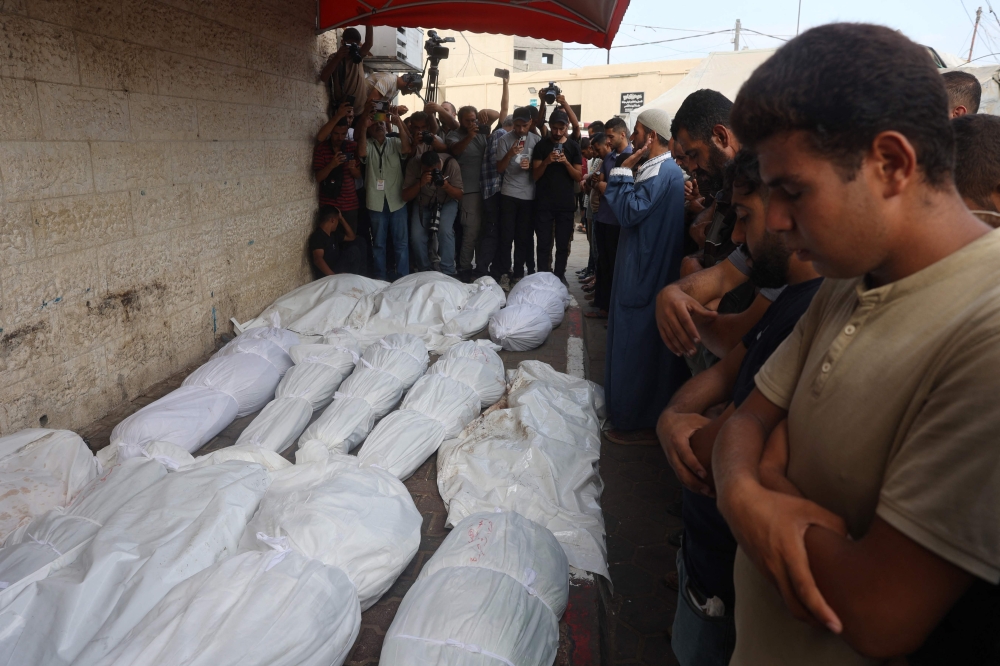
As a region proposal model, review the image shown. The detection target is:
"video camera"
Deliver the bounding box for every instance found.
[424,30,455,60]
[540,82,561,105]
[430,168,445,187]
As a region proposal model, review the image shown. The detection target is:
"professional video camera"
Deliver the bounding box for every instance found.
[540,82,561,105]
[424,30,455,60]
[430,168,445,187]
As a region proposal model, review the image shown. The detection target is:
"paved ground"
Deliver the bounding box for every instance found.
[78,225,683,665]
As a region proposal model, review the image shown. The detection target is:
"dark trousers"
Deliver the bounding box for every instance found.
[594,221,620,311]
[478,193,501,277]
[534,208,574,278]
[496,195,534,278]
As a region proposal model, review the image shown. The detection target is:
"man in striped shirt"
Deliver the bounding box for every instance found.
[313,105,365,273]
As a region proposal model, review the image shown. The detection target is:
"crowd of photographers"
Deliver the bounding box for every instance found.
[314,23,1000,665]
[311,27,588,287]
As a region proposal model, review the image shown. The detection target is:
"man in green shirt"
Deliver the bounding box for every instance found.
[357,106,411,279]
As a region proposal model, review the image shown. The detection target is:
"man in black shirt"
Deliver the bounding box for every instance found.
[655,150,822,666]
[308,205,357,279]
[530,109,582,281]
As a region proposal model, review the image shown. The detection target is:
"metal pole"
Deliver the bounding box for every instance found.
[734,19,741,51]
[796,0,802,36]
[969,7,983,62]
[606,48,610,65]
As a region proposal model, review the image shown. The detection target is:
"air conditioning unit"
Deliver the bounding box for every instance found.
[348,26,423,73]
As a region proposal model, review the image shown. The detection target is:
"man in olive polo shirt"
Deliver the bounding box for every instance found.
[710,24,1000,665]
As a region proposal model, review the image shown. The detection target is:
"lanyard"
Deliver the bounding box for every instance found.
[372,140,388,175]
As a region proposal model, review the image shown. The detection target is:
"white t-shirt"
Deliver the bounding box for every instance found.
[367,72,398,101]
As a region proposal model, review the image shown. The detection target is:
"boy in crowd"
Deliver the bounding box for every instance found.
[712,23,1000,665]
[309,206,357,279]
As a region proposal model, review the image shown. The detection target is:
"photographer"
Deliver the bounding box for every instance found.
[319,27,373,115]
[408,111,449,158]
[402,150,464,275]
[365,70,422,109]
[537,86,581,142]
[494,107,541,287]
[446,77,507,280]
[357,104,411,280]
[426,101,460,137]
[530,109,582,281]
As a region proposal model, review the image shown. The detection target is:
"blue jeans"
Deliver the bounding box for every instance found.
[369,200,409,280]
[410,199,458,275]
[672,548,736,666]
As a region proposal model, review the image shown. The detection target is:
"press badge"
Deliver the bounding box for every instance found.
[376,179,385,191]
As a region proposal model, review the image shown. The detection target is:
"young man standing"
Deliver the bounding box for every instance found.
[477,115,514,279]
[402,150,465,275]
[319,28,372,115]
[657,150,822,666]
[601,108,690,444]
[494,107,541,287]
[589,116,632,318]
[531,109,583,281]
[713,24,1000,665]
[357,107,411,280]
[952,113,1000,226]
[941,70,981,118]
[313,106,364,273]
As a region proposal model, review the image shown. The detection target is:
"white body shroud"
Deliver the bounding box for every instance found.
[356,341,505,480]
[0,462,270,666]
[437,361,610,579]
[380,511,568,666]
[0,429,98,542]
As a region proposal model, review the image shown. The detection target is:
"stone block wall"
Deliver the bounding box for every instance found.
[0,0,335,435]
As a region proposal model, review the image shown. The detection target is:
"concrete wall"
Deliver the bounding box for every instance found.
[512,36,562,73]
[0,0,334,436]
[441,59,701,126]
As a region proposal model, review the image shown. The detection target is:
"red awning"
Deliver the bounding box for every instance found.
[318,0,629,49]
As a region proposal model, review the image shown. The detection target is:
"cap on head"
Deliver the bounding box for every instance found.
[513,107,533,122]
[549,109,569,125]
[636,108,671,138]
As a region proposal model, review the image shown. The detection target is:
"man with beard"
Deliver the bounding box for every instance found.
[587,116,632,319]
[656,150,822,665]
[672,90,741,269]
[601,108,690,444]
[531,108,583,280]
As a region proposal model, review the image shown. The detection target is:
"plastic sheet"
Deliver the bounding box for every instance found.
[489,304,553,352]
[437,361,609,579]
[380,511,568,666]
[0,462,270,666]
[240,274,388,335]
[0,429,99,542]
[91,549,360,666]
[507,283,567,328]
[242,443,421,611]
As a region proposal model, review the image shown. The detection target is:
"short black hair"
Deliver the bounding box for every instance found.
[420,150,441,168]
[732,23,954,187]
[604,116,627,134]
[458,105,478,120]
[724,149,765,199]
[580,137,591,149]
[342,28,362,43]
[942,71,982,114]
[671,89,733,143]
[589,120,606,133]
[591,132,607,146]
[409,111,430,124]
[953,113,1000,211]
[316,205,341,227]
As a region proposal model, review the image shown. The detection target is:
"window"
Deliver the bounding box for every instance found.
[542,53,554,64]
[514,49,526,61]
